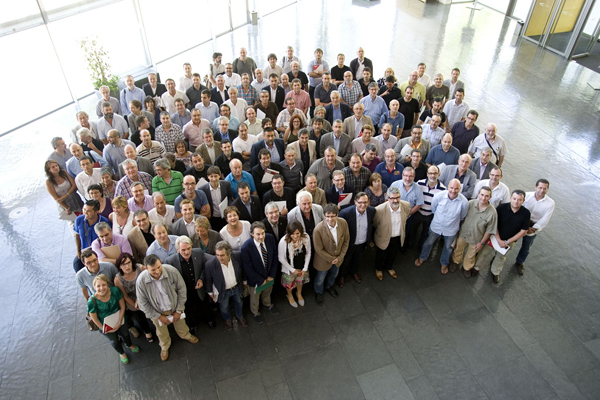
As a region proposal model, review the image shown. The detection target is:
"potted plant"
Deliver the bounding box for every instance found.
[79,36,120,98]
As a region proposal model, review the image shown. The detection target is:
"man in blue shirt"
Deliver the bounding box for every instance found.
[120,75,146,116]
[391,166,424,251]
[360,83,388,133]
[73,199,110,272]
[374,149,404,188]
[225,158,257,198]
[425,133,460,166]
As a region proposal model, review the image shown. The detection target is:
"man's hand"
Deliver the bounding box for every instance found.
[171,312,181,323]
[195,279,203,289]
[76,249,82,259]
[158,315,171,325]
[474,242,484,252]
[527,228,537,235]
[266,277,273,282]
[332,258,339,266]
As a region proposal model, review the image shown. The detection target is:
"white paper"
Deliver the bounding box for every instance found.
[437,162,447,174]
[338,193,353,207]
[102,311,125,333]
[256,108,266,119]
[315,64,324,73]
[59,209,77,222]
[218,198,228,218]
[157,312,186,326]
[195,177,209,189]
[490,235,509,255]
[400,144,414,158]
[260,168,278,183]
[274,201,287,212]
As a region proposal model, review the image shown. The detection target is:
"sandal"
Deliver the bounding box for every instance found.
[129,345,140,353]
[145,334,154,343]
[441,265,448,275]
[120,354,129,364]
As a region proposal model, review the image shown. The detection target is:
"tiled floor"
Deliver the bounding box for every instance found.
[1,0,600,399]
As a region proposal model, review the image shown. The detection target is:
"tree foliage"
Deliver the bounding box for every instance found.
[79,36,119,92]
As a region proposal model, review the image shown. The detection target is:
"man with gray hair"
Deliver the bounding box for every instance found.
[118,144,155,178]
[66,142,108,178]
[114,158,153,199]
[469,147,498,180]
[307,146,345,190]
[415,179,469,274]
[224,87,248,122]
[287,190,325,239]
[262,201,288,243]
[95,85,121,118]
[360,82,388,132]
[71,110,98,144]
[103,129,136,174]
[77,127,104,157]
[439,154,477,198]
[48,136,72,170]
[120,74,146,116]
[76,248,118,300]
[137,254,199,362]
[91,221,133,264]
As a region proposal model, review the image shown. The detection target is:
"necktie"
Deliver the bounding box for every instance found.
[260,243,268,270]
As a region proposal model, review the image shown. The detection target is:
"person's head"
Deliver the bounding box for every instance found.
[190,153,204,172]
[408,70,419,84]
[297,191,313,214]
[100,167,113,187]
[183,62,192,76]
[213,52,222,64]
[207,166,221,186]
[281,73,289,86]
[355,192,369,213]
[263,127,276,146]
[479,148,492,165]
[192,72,202,89]
[384,148,396,165]
[159,111,172,129]
[221,139,232,156]
[133,209,150,232]
[165,78,176,94]
[285,97,296,113]
[353,102,364,118]
[465,110,478,128]
[368,82,378,98]
[94,222,113,246]
[175,235,193,260]
[69,143,83,159]
[332,170,345,190]
[87,184,104,201]
[122,144,136,161]
[410,150,422,166]
[218,115,230,133]
[361,125,373,141]
[271,174,284,193]
[389,99,399,113]
[92,274,110,296]
[478,186,492,206]
[298,129,310,148]
[292,78,302,93]
[215,241,232,265]
[368,173,382,189]
[239,47,248,58]
[427,165,440,183]
[385,75,396,90]
[152,192,167,212]
[324,146,337,166]
[430,114,441,130]
[250,221,266,243]
[403,167,416,186]
[216,75,225,89]
[349,154,362,173]
[417,63,426,76]
[121,159,138,180]
[330,90,341,106]
[174,98,186,115]
[81,248,100,273]
[241,73,251,86]
[336,53,345,66]
[510,189,526,209]
[152,223,169,245]
[237,182,251,203]
[131,182,146,203]
[140,129,152,146]
[343,70,353,84]
[377,123,391,141]
[99,86,111,100]
[485,167,501,187]
[259,90,269,105]
[332,119,343,136]
[182,175,196,196]
[323,203,339,227]
[322,72,331,87]
[79,156,94,175]
[246,107,256,122]
[305,174,317,192]
[144,96,156,111]
[116,253,135,275]
[441,133,453,152]
[387,186,401,210]
[285,221,305,244]
[147,72,158,86]
[404,86,414,101]
[535,179,550,199]
[269,73,279,89]
[226,87,237,103]
[454,88,464,102]
[410,125,423,143]
[194,215,211,238]
[136,116,149,131]
[290,114,304,131]
[433,73,443,87]
[230,158,243,178]
[144,254,163,280]
[485,122,497,140]
[259,149,272,169]
[362,68,372,81]
[111,196,128,215]
[129,99,142,115]
[447,179,461,199]
[290,61,300,74]
[431,98,443,113]
[364,144,377,162]
[458,154,472,172]
[224,206,240,225]
[236,123,248,141]
[83,199,100,222]
[314,48,323,61]
[201,89,211,105]
[153,158,171,179]
[76,110,90,127]
[107,129,122,146]
[202,128,214,146]
[451,67,460,81]
[51,136,66,152]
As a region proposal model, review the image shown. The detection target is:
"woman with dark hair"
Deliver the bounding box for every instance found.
[114,253,154,342]
[88,274,140,364]
[278,221,311,307]
[87,183,113,219]
[144,96,161,127]
[174,139,193,168]
[283,113,304,145]
[219,206,251,250]
[365,172,387,207]
[44,160,83,221]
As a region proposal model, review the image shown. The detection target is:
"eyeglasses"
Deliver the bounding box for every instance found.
[388,196,401,201]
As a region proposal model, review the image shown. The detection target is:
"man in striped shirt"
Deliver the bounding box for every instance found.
[412,165,446,249]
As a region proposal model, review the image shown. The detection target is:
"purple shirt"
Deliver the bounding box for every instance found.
[127,195,154,212]
[91,233,133,260]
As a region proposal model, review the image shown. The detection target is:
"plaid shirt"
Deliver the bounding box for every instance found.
[343,166,372,193]
[155,124,184,153]
[338,81,363,107]
[115,172,153,199]
[236,84,259,106]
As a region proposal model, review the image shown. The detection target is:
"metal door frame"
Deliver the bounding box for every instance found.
[569,0,600,58]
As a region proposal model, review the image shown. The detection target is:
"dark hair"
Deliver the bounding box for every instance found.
[87,184,103,197]
[212,52,222,60]
[468,110,479,118]
[201,89,211,97]
[237,182,250,191]
[44,160,70,187]
[84,199,100,211]
[116,253,135,275]
[144,96,156,109]
[144,254,161,268]
[207,166,221,176]
[456,88,465,94]
[535,178,550,187]
[258,148,271,158]
[251,221,266,234]
[512,189,526,199]
[135,115,147,126]
[261,118,272,128]
[323,203,339,215]
[285,221,305,243]
[79,156,94,165]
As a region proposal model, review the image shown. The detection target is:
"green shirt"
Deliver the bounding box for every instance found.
[458,199,497,245]
[87,286,123,324]
[152,170,184,205]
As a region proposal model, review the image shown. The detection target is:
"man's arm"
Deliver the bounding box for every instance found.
[74,233,82,259]
[200,204,211,218]
[81,287,90,301]
[496,155,504,167]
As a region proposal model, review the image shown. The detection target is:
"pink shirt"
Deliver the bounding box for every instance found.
[285,90,311,113]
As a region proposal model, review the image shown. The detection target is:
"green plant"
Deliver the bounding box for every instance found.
[79,36,119,92]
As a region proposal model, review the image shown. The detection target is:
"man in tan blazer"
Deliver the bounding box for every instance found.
[312,203,350,305]
[287,129,317,167]
[373,186,410,280]
[128,209,155,263]
[197,128,222,164]
[342,102,373,139]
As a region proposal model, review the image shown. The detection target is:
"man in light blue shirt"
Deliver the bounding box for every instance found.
[170,98,192,128]
[391,167,424,250]
[103,130,135,174]
[146,223,179,262]
[195,90,220,124]
[415,179,468,273]
[120,75,146,116]
[225,158,257,198]
[360,83,388,131]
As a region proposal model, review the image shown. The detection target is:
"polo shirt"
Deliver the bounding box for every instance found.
[314,83,337,103]
[390,181,424,208]
[146,235,179,262]
[495,203,530,241]
[425,145,460,166]
[224,171,257,198]
[450,121,479,154]
[443,99,469,129]
[174,190,209,214]
[152,170,184,205]
[417,179,446,216]
[374,162,404,188]
[459,199,497,244]
[73,215,110,249]
[76,263,118,295]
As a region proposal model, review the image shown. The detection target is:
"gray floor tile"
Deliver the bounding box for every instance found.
[281,343,364,400]
[269,310,336,359]
[332,313,394,376]
[384,337,423,380]
[570,367,600,400]
[121,358,193,400]
[0,364,49,400]
[418,279,484,321]
[266,382,293,400]
[215,370,267,400]
[393,308,447,352]
[323,284,367,324]
[584,338,600,361]
[357,364,415,400]
[206,327,259,382]
[48,375,72,400]
[438,306,524,374]
[406,375,441,400]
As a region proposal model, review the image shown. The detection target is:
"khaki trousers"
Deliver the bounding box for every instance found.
[475,243,514,275]
[151,313,192,351]
[249,285,273,316]
[452,237,479,271]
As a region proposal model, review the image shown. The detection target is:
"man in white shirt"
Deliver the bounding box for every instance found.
[224,87,248,121]
[233,123,257,167]
[468,123,507,167]
[223,63,241,88]
[161,78,190,114]
[514,179,555,275]
[178,63,193,92]
[148,192,177,230]
[442,88,469,131]
[75,156,102,199]
[472,167,510,208]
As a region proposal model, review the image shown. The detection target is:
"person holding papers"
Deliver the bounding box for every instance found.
[325,170,354,210]
[88,274,140,364]
[241,222,280,324]
[278,221,311,308]
[251,149,283,200]
[199,166,234,231]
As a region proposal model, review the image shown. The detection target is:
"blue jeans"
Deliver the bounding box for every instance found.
[419,229,456,266]
[314,265,339,294]
[218,286,243,321]
[73,256,85,273]
[516,234,536,264]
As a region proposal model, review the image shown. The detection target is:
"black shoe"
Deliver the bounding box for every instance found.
[253,314,264,324]
[267,304,280,316]
[471,269,479,277]
[207,321,216,329]
[515,263,525,276]
[316,293,324,306]
[492,273,499,284]
[327,287,339,298]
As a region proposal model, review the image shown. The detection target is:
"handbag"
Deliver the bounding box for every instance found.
[85,297,99,331]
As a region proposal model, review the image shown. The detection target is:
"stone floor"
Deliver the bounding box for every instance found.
[1,1,600,399]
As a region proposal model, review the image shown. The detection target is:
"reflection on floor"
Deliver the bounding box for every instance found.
[1,1,600,399]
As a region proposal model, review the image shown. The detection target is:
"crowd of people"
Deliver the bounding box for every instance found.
[45,45,556,363]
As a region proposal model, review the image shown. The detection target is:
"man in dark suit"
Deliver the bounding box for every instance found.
[262,174,296,215]
[319,121,353,165]
[338,192,375,286]
[199,166,234,231]
[241,222,280,324]
[325,170,355,210]
[203,241,248,330]
[142,72,167,100]
[231,182,264,223]
[324,91,352,125]
[251,149,284,200]
[469,148,498,181]
[249,127,285,167]
[266,73,286,111]
[210,76,229,107]
[212,116,238,143]
[165,236,216,334]
[262,202,288,243]
[349,47,374,83]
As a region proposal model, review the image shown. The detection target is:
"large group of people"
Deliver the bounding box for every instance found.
[46,46,555,363]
